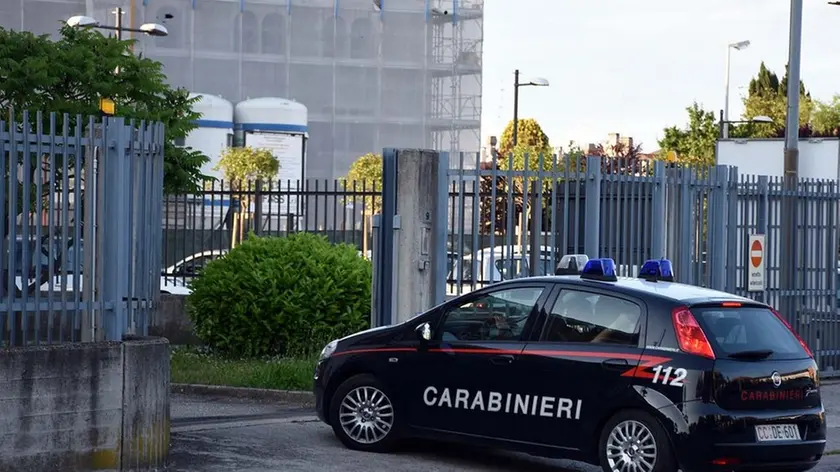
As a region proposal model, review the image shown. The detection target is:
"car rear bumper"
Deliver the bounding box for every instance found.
[697,440,824,471]
[674,401,826,472]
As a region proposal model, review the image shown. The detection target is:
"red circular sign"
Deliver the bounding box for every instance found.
[750,239,763,268]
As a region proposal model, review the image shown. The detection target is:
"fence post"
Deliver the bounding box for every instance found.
[432,152,450,306]
[709,165,730,291]
[372,148,398,328]
[253,179,263,236]
[100,117,131,341]
[584,155,601,259]
[650,161,666,259]
[391,149,440,324]
[724,166,739,293]
[675,169,691,282]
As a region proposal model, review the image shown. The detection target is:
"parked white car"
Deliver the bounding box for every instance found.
[8,240,225,296]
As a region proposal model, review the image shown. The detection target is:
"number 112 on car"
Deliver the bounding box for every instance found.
[651,365,688,387]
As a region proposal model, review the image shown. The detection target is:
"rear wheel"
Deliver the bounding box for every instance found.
[598,410,676,472]
[329,374,400,453]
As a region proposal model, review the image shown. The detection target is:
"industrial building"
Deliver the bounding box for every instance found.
[2,0,484,179]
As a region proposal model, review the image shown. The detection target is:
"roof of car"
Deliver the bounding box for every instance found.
[504,275,755,305]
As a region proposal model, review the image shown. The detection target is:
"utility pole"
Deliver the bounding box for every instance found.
[781,0,803,318]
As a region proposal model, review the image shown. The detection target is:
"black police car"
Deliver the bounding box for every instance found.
[313,258,825,472]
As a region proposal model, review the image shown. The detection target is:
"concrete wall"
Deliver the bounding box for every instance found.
[150,295,199,345]
[0,338,171,471]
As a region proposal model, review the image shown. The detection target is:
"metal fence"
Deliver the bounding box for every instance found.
[442,152,840,370]
[0,112,165,347]
[161,179,379,286]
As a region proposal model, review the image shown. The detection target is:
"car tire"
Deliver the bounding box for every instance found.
[328,373,400,453]
[598,409,676,472]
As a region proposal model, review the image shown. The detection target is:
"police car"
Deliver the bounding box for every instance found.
[313,258,825,472]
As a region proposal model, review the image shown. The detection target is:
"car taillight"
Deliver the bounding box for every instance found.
[672,307,715,359]
[771,309,813,358]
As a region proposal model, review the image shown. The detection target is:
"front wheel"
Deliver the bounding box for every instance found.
[598,410,676,472]
[328,374,400,453]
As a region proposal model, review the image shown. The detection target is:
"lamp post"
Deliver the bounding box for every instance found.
[512,70,549,147]
[512,70,549,277]
[66,9,169,41]
[723,40,751,139]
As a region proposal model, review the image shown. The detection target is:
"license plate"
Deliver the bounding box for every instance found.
[755,424,801,442]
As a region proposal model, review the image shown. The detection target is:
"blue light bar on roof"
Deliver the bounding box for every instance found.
[580,258,618,282]
[638,259,675,282]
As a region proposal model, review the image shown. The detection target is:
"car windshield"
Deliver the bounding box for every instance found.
[692,306,809,360]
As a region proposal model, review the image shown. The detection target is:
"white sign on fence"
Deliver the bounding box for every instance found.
[245,132,305,215]
[747,234,766,292]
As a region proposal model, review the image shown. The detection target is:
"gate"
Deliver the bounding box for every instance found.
[442,152,840,371]
[1,112,165,347]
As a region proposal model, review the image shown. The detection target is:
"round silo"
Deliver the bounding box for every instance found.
[185,93,234,181]
[234,98,309,226]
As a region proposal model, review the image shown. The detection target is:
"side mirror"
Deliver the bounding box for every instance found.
[415,322,432,342]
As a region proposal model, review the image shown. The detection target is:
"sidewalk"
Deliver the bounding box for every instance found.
[823,380,840,452]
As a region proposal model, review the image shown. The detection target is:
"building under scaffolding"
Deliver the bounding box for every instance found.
[1,0,483,179]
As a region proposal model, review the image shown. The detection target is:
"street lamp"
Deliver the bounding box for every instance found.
[718,112,774,138]
[511,70,549,277]
[513,70,549,146]
[66,8,169,40]
[723,40,751,139]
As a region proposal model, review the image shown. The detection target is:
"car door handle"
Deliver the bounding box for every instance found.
[490,354,515,365]
[602,358,629,371]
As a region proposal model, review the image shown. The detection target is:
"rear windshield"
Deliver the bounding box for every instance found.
[692,306,809,360]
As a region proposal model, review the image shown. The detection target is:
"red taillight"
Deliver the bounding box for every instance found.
[771,309,813,358]
[712,457,741,466]
[672,307,716,359]
[721,301,742,307]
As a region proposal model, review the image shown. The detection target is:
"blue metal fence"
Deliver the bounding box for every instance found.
[1,111,165,347]
[441,152,840,371]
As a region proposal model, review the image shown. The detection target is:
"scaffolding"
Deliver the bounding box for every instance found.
[429,0,483,167]
[3,0,484,176]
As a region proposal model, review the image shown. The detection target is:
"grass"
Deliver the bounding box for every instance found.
[170,346,318,391]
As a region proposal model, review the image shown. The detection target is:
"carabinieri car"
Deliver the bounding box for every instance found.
[313,258,825,472]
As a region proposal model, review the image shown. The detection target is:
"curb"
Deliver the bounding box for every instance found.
[172,383,315,406]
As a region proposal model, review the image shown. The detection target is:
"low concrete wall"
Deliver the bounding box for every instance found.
[150,295,199,345]
[0,338,171,471]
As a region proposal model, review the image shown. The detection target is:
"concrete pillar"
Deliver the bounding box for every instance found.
[393,149,440,324]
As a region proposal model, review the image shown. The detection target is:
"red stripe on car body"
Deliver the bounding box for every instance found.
[335,345,673,379]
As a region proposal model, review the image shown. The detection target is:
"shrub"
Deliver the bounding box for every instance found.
[187,233,372,358]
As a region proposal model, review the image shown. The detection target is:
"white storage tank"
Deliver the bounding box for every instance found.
[234,98,309,222]
[185,93,234,181]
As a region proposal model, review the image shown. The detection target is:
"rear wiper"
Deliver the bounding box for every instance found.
[728,349,774,360]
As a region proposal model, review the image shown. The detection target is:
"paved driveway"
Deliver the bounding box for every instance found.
[169,390,840,472]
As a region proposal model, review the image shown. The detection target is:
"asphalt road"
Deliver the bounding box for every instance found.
[169,393,840,472]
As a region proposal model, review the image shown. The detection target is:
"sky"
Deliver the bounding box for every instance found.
[480,0,840,153]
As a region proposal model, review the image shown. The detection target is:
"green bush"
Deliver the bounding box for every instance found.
[187,233,372,358]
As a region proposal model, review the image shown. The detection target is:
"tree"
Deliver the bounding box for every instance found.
[811,96,840,137]
[741,62,813,138]
[497,118,553,166]
[342,152,382,214]
[657,102,719,168]
[341,153,382,255]
[0,25,208,195]
[590,141,646,174]
[480,119,555,236]
[214,147,280,247]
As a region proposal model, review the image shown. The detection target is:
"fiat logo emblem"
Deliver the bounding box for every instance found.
[771,372,782,388]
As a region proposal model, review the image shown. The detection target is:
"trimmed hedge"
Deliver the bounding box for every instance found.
[187,233,371,357]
